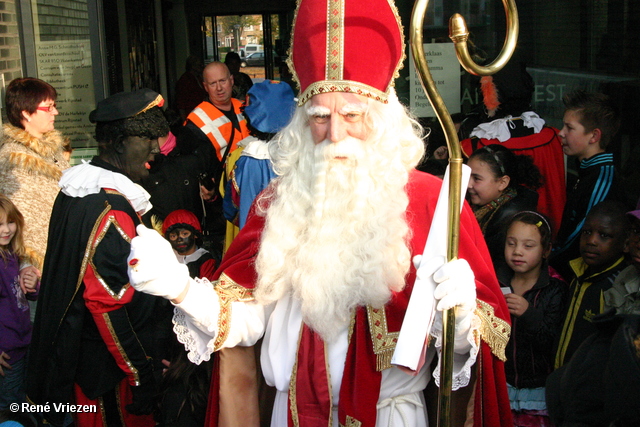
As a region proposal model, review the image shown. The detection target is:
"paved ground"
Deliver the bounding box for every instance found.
[242,66,265,79]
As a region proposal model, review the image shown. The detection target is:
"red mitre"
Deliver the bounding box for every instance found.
[288,0,405,105]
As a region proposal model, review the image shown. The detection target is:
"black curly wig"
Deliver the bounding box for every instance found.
[94,106,169,153]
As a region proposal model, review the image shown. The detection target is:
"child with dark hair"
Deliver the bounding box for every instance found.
[499,211,568,427]
[551,90,623,279]
[467,143,543,270]
[554,200,629,369]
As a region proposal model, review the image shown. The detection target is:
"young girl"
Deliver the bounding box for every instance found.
[467,143,542,270]
[500,211,568,427]
[0,195,39,410]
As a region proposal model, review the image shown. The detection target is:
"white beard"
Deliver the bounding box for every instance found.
[254,134,413,342]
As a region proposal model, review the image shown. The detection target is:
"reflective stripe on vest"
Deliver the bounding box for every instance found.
[188,100,248,161]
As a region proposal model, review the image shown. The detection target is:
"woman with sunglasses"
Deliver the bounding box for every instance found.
[0,77,69,275]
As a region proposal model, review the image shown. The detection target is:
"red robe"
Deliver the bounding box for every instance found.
[205,170,512,426]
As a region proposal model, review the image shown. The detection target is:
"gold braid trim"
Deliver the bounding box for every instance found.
[476,299,510,362]
[87,215,132,300]
[341,415,363,427]
[326,0,345,81]
[137,94,164,115]
[212,273,254,351]
[366,306,399,371]
[102,313,140,385]
[288,325,303,427]
[297,80,389,106]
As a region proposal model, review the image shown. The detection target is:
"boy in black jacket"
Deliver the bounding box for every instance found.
[551,91,622,279]
[547,201,640,427]
[554,200,629,369]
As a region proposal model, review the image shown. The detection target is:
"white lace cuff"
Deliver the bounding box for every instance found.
[172,277,220,364]
[431,309,481,391]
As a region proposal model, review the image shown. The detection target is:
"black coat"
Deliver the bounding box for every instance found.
[546,312,640,427]
[499,263,569,388]
[141,127,215,223]
[27,159,160,425]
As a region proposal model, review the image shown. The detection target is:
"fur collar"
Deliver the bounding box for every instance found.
[2,124,65,158]
[1,124,68,179]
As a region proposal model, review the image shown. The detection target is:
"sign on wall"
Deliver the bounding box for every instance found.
[409,43,461,118]
[36,40,96,148]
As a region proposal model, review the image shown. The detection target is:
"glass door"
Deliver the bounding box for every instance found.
[203,13,292,84]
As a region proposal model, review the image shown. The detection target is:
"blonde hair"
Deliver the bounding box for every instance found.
[0,194,26,262]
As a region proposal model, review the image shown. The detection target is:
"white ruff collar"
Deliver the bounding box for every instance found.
[470,111,545,142]
[241,136,271,160]
[59,162,152,215]
[175,247,209,264]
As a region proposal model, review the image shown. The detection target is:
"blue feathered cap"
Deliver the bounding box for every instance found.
[244,80,296,134]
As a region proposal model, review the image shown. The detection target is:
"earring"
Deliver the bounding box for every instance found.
[27,118,31,122]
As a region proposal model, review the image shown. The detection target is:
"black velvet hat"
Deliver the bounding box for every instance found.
[89,88,165,123]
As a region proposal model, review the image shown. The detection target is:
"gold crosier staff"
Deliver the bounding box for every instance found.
[409,0,519,426]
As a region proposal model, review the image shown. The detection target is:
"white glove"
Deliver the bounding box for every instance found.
[433,258,476,315]
[128,224,190,300]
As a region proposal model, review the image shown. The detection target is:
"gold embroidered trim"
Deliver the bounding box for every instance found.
[298,80,389,106]
[104,189,137,217]
[289,322,333,426]
[137,94,164,116]
[288,324,303,427]
[88,215,132,300]
[366,306,399,371]
[324,329,333,423]
[54,203,111,337]
[103,312,140,385]
[341,415,362,427]
[213,273,254,351]
[98,396,107,425]
[386,0,407,83]
[230,168,240,195]
[477,299,510,362]
[347,309,356,343]
[287,0,305,95]
[114,385,125,423]
[326,0,345,81]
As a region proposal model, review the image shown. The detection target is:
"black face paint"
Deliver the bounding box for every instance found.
[121,135,160,183]
[168,227,196,255]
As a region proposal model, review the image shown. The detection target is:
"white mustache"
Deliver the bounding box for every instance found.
[315,137,365,161]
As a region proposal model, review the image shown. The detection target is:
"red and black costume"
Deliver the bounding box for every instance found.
[27,158,160,426]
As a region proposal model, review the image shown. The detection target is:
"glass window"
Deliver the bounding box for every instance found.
[31,0,97,149]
